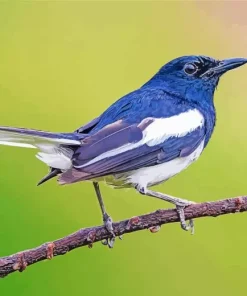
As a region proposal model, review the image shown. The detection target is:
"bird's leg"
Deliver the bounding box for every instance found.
[136,186,195,234]
[93,182,116,248]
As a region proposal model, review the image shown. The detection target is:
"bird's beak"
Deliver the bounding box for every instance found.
[201,57,247,78]
[214,57,247,75]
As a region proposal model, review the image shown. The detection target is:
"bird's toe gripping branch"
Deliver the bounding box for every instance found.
[176,205,195,234]
[101,213,116,248]
[136,186,196,234]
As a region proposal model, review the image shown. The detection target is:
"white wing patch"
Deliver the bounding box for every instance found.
[143,109,204,146]
[74,109,204,168]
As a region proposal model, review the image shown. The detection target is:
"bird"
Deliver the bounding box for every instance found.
[0,55,246,247]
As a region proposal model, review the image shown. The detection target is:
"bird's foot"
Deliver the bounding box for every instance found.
[176,202,195,234]
[101,213,116,248]
[136,187,195,234]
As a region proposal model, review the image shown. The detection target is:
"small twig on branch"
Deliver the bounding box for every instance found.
[0,195,246,278]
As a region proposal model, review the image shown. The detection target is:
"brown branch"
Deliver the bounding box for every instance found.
[0,195,247,278]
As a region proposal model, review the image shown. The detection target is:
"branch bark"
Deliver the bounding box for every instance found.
[0,195,246,278]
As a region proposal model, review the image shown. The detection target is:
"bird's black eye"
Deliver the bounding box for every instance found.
[183,63,198,75]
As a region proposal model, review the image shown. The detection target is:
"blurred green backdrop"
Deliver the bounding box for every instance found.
[1,1,247,295]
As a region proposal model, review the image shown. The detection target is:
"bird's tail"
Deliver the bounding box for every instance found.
[0,126,82,171]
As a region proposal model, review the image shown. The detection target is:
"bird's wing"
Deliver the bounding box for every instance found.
[58,95,205,184]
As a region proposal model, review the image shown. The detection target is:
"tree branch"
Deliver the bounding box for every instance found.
[0,195,246,278]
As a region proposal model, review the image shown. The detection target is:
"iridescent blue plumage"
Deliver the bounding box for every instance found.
[71,90,207,178]
[66,55,221,181]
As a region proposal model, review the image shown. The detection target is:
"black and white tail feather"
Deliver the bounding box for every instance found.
[0,126,82,184]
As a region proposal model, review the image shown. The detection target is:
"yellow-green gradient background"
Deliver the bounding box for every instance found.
[1,1,247,295]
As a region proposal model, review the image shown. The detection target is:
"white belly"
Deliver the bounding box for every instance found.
[104,139,205,189]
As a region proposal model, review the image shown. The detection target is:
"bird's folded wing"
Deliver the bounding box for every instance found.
[59,109,205,184]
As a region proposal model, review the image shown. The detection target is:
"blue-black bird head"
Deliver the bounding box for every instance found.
[146,55,247,104]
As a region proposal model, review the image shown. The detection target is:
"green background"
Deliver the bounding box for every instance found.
[1,1,247,295]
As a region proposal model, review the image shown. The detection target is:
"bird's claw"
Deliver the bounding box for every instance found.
[101,235,122,247]
[101,237,116,248]
[176,204,195,235]
[101,213,116,248]
[101,239,108,246]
